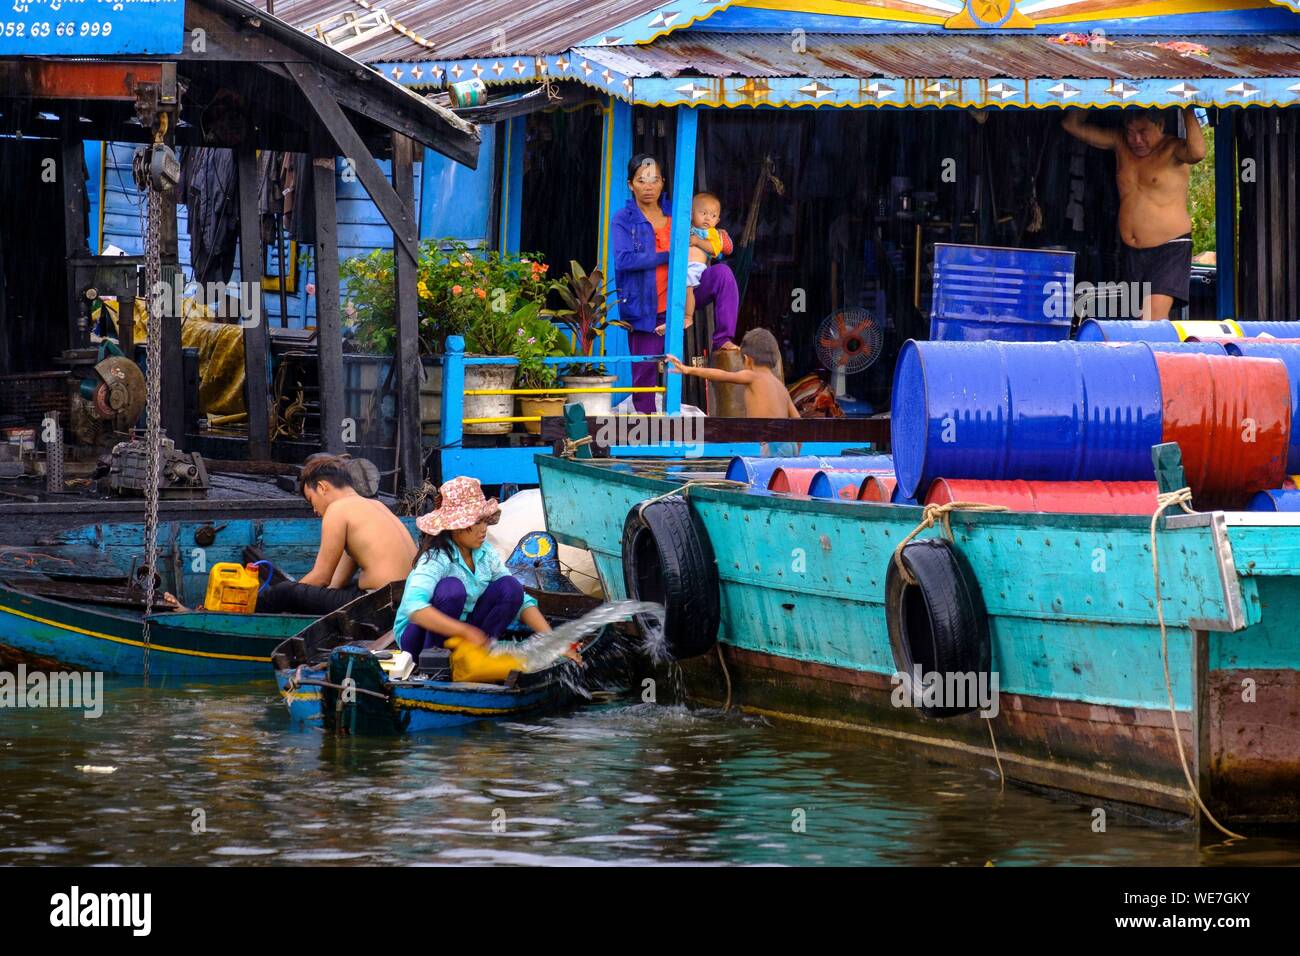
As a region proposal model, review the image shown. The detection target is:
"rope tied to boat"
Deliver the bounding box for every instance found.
[890,501,1010,586]
[637,478,750,517]
[560,435,592,459]
[1149,487,1244,841]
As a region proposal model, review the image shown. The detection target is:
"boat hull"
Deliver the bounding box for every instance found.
[537,456,1300,826]
[275,666,578,733]
[0,583,311,677]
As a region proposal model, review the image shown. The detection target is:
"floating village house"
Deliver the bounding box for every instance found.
[0,0,477,508]
[24,0,1300,489]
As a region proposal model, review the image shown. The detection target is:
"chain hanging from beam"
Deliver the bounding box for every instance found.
[135,117,169,682]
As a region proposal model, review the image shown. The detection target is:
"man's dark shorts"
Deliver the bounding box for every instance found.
[257,581,365,615]
[1120,233,1192,310]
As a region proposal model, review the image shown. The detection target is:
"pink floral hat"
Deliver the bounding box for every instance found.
[416,476,500,536]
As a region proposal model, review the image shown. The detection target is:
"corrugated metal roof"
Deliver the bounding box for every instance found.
[573,32,1300,80]
[204,0,479,163]
[271,0,671,60]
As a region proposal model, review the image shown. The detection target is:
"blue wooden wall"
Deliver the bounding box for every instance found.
[94,141,501,332]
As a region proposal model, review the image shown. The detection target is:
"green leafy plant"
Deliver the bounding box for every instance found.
[341,239,553,355]
[542,260,628,376]
[515,312,573,389]
[1188,125,1216,261]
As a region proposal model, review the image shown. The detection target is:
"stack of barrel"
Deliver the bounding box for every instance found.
[725,454,899,502]
[1077,319,1300,511]
[889,337,1292,512]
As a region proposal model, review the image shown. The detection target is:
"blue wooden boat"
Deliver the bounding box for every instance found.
[537,454,1300,828]
[0,517,338,677]
[0,518,590,680]
[271,581,603,734]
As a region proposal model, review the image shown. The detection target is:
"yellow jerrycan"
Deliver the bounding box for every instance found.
[203,563,261,613]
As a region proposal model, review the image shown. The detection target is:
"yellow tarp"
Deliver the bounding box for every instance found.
[101,298,248,426]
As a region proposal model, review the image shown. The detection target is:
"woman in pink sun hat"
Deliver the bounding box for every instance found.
[394,476,554,657]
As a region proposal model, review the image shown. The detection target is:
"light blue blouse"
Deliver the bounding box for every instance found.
[393,543,537,640]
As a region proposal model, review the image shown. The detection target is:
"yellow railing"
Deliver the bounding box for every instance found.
[463,386,665,396]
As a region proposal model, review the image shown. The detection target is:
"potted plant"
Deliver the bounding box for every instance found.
[513,313,572,435]
[341,240,552,436]
[543,261,628,418]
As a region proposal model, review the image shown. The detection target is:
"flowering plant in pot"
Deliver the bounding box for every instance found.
[542,260,628,417]
[341,240,551,435]
[342,239,550,355]
[513,312,572,435]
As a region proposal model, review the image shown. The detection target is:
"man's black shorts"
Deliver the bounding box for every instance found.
[256,581,366,615]
[1120,233,1192,310]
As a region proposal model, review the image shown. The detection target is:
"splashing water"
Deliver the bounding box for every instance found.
[506,600,665,674]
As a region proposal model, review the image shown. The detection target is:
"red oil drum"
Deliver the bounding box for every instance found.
[859,475,898,502]
[1153,352,1291,506]
[925,479,1159,514]
[767,467,821,495]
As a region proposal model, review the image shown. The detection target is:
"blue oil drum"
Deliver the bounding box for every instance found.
[808,470,879,502]
[929,244,1075,342]
[1246,489,1300,512]
[1076,319,1181,342]
[1145,341,1229,355]
[890,340,1163,500]
[725,455,892,488]
[1225,340,1300,471]
[890,484,920,506]
[1239,321,1300,338]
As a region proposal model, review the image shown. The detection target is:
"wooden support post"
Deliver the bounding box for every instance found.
[664,107,699,415]
[159,114,185,447]
[498,116,525,254]
[1213,109,1236,321]
[598,97,633,391]
[312,125,345,455]
[61,117,89,349]
[285,62,420,265]
[236,146,271,460]
[392,133,423,491]
[438,336,466,487]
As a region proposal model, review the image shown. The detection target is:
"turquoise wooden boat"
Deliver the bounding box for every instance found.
[537,455,1300,828]
[0,517,414,677]
[271,579,603,734]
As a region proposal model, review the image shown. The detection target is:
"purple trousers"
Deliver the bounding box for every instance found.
[695,262,739,351]
[398,575,525,657]
[628,263,740,414]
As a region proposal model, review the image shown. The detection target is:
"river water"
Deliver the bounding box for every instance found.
[5,680,1300,866]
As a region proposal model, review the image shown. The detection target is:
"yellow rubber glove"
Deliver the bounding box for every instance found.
[444,635,527,684]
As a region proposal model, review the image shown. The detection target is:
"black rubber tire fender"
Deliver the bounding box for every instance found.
[884,538,991,719]
[621,495,720,660]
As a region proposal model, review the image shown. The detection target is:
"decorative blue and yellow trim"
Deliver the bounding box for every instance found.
[634,74,1300,109]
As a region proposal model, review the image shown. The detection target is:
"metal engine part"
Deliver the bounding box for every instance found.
[69,354,147,450]
[106,437,209,499]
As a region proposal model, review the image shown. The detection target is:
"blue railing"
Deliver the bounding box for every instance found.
[435,335,859,485]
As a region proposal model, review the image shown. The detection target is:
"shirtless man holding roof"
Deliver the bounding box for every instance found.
[1062,106,1207,321]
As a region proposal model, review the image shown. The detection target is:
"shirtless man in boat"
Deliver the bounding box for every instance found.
[252,455,416,615]
[1062,106,1207,321]
[665,327,802,456]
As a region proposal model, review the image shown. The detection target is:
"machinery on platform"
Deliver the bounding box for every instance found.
[103,436,209,500]
[65,344,147,453]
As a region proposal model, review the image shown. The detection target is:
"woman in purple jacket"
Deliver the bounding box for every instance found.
[610,155,739,413]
